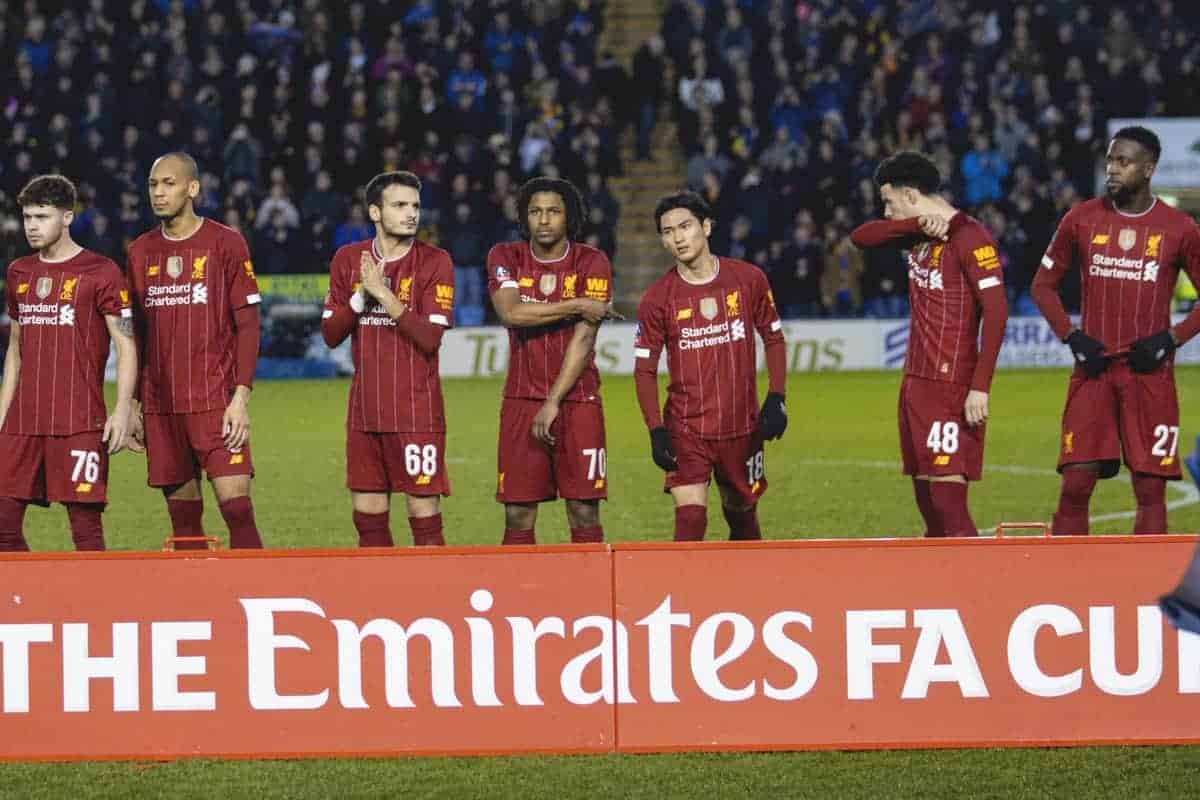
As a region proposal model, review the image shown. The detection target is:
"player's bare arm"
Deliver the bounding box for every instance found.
[491,286,612,327]
[532,320,600,447]
[103,314,138,454]
[0,320,21,430]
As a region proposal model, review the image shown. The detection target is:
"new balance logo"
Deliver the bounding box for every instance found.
[192,284,208,304]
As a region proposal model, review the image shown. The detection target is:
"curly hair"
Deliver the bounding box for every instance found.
[873,151,942,195]
[16,174,77,210]
[516,177,585,241]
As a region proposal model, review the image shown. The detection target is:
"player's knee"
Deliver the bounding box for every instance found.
[505,503,537,531]
[211,475,251,503]
[565,499,599,528]
[406,494,440,518]
[163,480,202,501]
[352,492,390,516]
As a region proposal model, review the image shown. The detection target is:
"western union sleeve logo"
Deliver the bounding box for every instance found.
[972,246,1000,270]
[585,277,609,299]
[435,283,454,309]
[192,256,207,280]
[59,278,78,301]
[1091,234,1109,245]
[243,260,256,278]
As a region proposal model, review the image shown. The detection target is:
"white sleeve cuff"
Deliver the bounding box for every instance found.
[349,292,366,314]
[322,309,333,319]
[120,308,133,318]
[635,347,651,358]
[245,293,262,305]
[769,320,782,331]
[429,314,450,327]
[500,280,519,289]
[1041,255,1054,269]
[978,276,1002,289]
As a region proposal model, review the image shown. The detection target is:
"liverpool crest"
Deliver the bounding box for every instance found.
[1118,228,1137,252]
[166,255,183,278]
[699,296,719,320]
[539,273,557,295]
[35,276,53,299]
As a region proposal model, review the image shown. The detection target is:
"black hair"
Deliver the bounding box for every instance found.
[873,151,942,194]
[365,171,422,209]
[17,174,77,210]
[1111,125,1162,162]
[156,151,200,180]
[653,191,714,233]
[516,176,585,240]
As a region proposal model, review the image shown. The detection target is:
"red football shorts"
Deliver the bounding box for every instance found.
[898,375,985,481]
[496,397,608,503]
[663,427,768,506]
[1058,360,1181,479]
[0,430,109,505]
[346,429,451,496]
[144,410,255,487]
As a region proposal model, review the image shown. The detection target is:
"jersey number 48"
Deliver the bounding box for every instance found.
[926,421,960,454]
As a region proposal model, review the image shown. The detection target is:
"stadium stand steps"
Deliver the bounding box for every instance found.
[599,0,684,313]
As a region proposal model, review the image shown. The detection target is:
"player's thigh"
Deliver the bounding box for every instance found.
[1119,370,1182,478]
[346,428,388,492]
[897,378,919,476]
[381,432,451,496]
[144,413,200,487]
[664,427,715,495]
[496,398,554,503]
[712,431,768,506]
[554,402,608,500]
[186,410,255,480]
[0,433,47,502]
[1058,372,1121,477]
[903,378,983,480]
[45,431,109,504]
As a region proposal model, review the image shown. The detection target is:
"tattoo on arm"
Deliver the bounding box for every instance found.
[115,317,135,338]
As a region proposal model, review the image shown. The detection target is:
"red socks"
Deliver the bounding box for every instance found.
[219,496,262,549]
[674,505,707,541]
[929,481,978,537]
[722,505,762,540]
[353,510,394,547]
[410,513,446,546]
[0,498,29,552]
[570,525,604,543]
[65,503,105,551]
[912,478,940,537]
[166,498,208,550]
[503,528,536,545]
[1051,469,1098,536]
[1132,473,1167,535]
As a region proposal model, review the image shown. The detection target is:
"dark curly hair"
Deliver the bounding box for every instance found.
[873,151,942,195]
[516,177,585,241]
[17,174,77,210]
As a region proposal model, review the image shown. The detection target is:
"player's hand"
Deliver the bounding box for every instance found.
[759,392,788,440]
[531,399,560,448]
[127,402,146,454]
[1065,330,1109,377]
[918,215,950,241]
[649,426,678,472]
[102,401,132,454]
[223,390,251,451]
[359,252,391,302]
[1128,329,1177,373]
[573,298,611,324]
[964,389,989,427]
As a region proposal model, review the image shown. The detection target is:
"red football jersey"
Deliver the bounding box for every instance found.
[1037,197,1200,350]
[3,249,131,436]
[127,219,262,414]
[634,257,784,439]
[323,238,454,433]
[486,241,611,402]
[905,214,1006,387]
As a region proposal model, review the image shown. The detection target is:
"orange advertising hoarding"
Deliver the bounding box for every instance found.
[0,537,1197,760]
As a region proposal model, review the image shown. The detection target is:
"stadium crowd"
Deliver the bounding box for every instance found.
[657,0,1200,318]
[0,0,623,325]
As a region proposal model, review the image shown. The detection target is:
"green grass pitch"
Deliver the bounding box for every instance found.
[8,367,1200,797]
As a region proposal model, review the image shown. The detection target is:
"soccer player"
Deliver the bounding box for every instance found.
[634,191,788,542]
[321,171,454,547]
[0,174,136,551]
[486,177,616,545]
[850,152,1009,537]
[126,152,263,550]
[1031,126,1200,535]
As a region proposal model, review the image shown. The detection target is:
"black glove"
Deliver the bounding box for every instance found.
[649,426,678,472]
[1065,330,1109,377]
[1128,329,1177,373]
[759,392,788,440]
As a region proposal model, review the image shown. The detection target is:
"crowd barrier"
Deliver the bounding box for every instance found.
[1,535,1198,761]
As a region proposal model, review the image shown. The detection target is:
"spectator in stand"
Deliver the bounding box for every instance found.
[334,204,372,250]
[441,202,488,327]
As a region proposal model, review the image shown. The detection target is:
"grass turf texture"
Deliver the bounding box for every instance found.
[8,367,1200,797]
[18,367,1200,547]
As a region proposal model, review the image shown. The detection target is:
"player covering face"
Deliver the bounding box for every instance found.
[321,171,455,548]
[0,174,137,551]
[126,152,264,550]
[850,152,1009,537]
[486,178,617,545]
[634,191,788,542]
[1031,126,1200,537]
